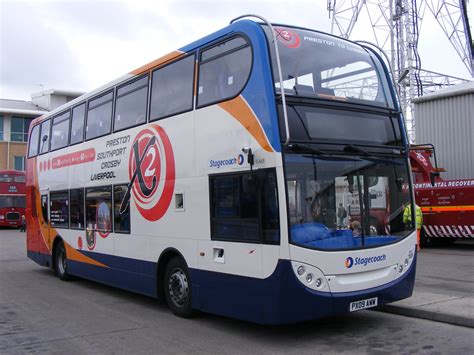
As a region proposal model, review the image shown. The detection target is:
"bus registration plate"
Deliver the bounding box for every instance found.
[350,297,378,312]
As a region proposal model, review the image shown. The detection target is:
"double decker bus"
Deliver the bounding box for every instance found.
[26,15,416,324]
[0,170,26,228]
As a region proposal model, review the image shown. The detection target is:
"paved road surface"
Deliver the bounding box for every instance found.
[415,240,474,298]
[1,229,473,354]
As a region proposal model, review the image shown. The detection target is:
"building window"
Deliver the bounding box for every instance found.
[114,76,148,131]
[50,191,69,228]
[150,54,195,120]
[0,116,4,141]
[11,117,33,142]
[70,188,85,230]
[14,156,25,171]
[113,184,130,233]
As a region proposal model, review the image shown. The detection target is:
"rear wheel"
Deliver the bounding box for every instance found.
[164,257,194,318]
[54,241,71,281]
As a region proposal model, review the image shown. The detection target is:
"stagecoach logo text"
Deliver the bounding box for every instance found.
[209,154,244,169]
[123,124,175,221]
[345,254,387,268]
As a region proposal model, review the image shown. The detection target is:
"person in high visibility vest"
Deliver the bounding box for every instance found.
[403,203,423,251]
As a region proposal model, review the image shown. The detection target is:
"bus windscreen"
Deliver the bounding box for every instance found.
[263,25,395,108]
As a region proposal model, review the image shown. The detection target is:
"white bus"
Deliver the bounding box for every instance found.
[26,15,417,324]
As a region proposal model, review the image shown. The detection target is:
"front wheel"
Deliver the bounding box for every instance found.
[54,241,71,281]
[164,257,194,318]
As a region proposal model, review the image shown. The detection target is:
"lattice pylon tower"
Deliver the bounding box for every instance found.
[327,0,473,142]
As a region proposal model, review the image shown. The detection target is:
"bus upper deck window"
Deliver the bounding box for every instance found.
[197,37,252,107]
[70,103,86,145]
[114,76,148,131]
[86,91,113,140]
[51,111,71,151]
[28,124,40,158]
[39,119,51,154]
[150,55,194,121]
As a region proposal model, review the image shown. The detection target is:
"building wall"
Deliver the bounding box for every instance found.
[0,114,34,171]
[0,142,27,170]
[414,84,474,180]
[0,142,7,170]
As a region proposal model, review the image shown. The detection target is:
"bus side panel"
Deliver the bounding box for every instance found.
[67,256,157,298]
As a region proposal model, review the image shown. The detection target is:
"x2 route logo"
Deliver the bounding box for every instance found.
[122,124,175,221]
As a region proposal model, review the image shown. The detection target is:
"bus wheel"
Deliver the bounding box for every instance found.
[54,241,71,281]
[164,257,194,318]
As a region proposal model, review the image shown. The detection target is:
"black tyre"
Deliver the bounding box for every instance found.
[54,241,71,281]
[164,257,194,318]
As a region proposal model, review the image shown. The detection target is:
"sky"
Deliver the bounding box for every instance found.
[0,0,472,101]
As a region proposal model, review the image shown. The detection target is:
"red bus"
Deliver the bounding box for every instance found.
[0,170,26,228]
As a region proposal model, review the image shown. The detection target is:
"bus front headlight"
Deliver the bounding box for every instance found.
[291,261,330,292]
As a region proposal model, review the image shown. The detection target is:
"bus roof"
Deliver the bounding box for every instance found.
[29,18,377,128]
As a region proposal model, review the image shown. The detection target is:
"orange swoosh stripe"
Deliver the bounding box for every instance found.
[219,96,273,153]
[421,205,474,212]
[130,51,184,75]
[64,241,108,268]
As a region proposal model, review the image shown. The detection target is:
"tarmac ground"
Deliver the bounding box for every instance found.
[377,239,474,328]
[1,228,473,353]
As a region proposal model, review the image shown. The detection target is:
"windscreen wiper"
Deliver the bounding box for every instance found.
[287,143,325,156]
[343,144,372,156]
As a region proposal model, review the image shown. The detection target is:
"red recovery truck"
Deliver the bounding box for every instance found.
[409,144,474,245]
